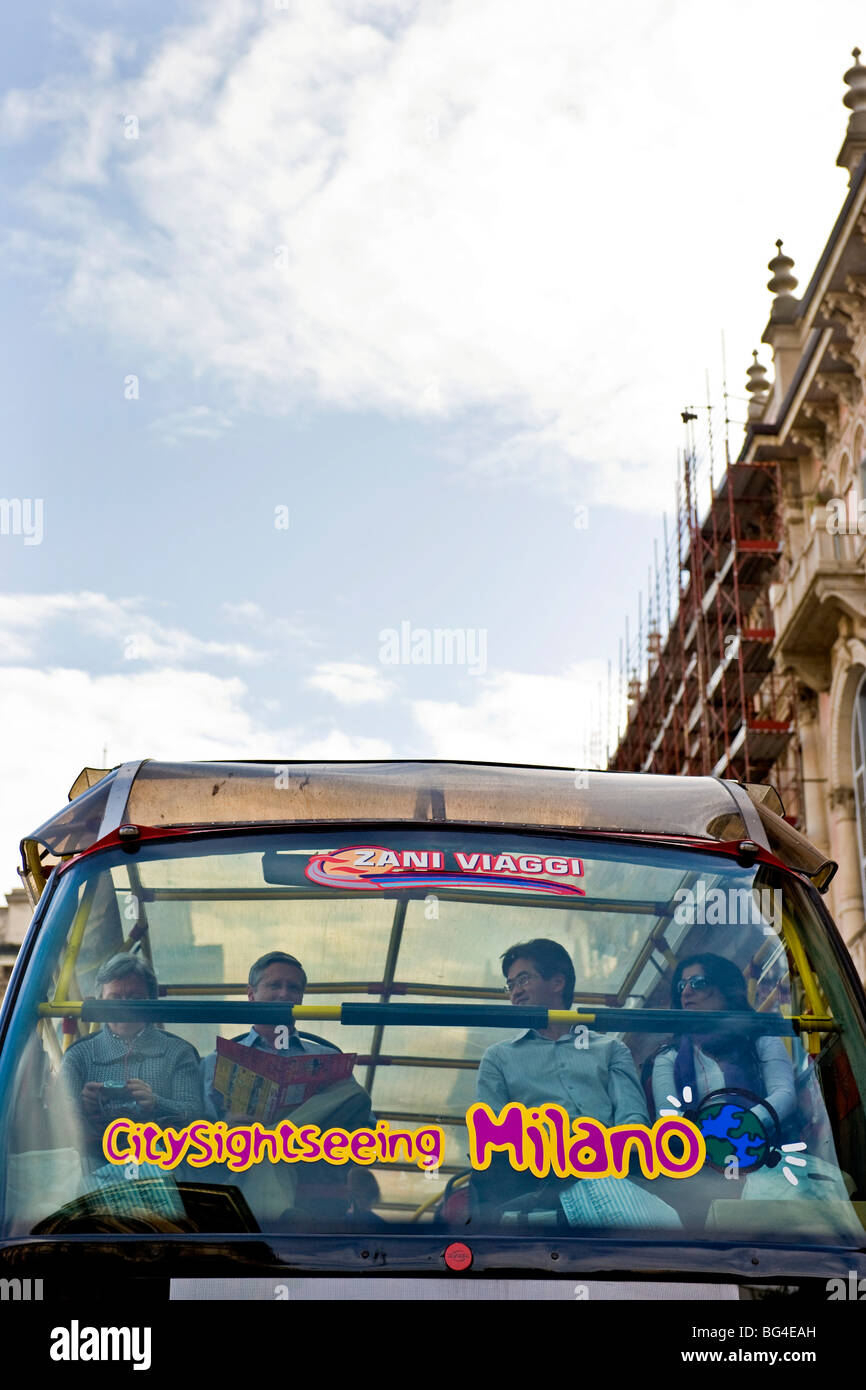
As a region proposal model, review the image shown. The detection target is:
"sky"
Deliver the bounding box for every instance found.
[0,0,864,889]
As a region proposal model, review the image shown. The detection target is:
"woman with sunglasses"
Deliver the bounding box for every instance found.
[651,953,796,1133]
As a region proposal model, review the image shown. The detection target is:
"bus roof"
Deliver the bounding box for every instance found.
[20,759,836,900]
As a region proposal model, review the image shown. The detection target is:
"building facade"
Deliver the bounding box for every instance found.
[0,889,31,1001]
[613,51,866,978]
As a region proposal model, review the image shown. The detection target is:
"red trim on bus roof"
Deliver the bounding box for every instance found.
[53,819,799,887]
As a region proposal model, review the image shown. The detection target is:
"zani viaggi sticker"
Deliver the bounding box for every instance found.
[304,845,585,895]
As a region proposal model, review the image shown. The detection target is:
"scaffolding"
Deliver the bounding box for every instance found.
[610,424,802,823]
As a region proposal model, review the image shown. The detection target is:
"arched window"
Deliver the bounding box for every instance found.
[852,673,866,905]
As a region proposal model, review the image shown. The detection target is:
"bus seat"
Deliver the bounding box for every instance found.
[706,1198,865,1241]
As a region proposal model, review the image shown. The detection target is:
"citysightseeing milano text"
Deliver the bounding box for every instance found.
[102,1104,706,1180]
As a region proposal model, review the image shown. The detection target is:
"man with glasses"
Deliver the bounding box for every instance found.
[476,938,648,1127]
[201,951,339,1120]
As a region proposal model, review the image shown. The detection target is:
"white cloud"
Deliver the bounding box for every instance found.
[222,601,264,623]
[297,728,392,758]
[306,660,394,703]
[220,599,313,648]
[410,663,616,767]
[150,405,234,446]
[4,1,865,508]
[0,663,392,889]
[0,592,264,665]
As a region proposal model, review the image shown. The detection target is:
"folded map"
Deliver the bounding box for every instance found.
[213,1038,356,1122]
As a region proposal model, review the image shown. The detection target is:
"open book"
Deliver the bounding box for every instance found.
[212,1038,357,1122]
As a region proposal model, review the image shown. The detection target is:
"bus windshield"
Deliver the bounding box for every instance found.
[2,827,865,1255]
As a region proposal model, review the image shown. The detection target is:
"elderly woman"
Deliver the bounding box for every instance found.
[651,952,797,1135]
[58,954,204,1147]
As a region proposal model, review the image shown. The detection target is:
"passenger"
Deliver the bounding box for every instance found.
[346,1167,388,1228]
[201,951,373,1225]
[58,954,204,1150]
[473,938,655,1222]
[476,938,649,1126]
[201,951,342,1120]
[651,953,796,1133]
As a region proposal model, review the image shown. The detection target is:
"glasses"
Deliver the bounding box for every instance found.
[676,975,713,995]
[504,970,541,994]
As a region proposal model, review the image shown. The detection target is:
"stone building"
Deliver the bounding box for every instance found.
[612,51,866,978]
[0,888,31,1000]
[745,49,866,975]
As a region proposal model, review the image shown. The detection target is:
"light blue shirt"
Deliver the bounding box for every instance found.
[201,1028,337,1120]
[476,1026,649,1127]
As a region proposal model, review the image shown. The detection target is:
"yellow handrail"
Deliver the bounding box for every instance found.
[52,883,97,1048]
[22,838,47,901]
[410,1171,471,1222]
[781,911,830,1055]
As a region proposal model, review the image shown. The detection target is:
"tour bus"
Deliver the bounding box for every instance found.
[0,759,864,1300]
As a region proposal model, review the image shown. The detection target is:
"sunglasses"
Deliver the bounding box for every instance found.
[676,975,713,995]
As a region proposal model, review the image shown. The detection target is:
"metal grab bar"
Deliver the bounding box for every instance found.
[36,999,837,1035]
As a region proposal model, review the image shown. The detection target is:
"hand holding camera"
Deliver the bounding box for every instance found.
[98,1081,134,1119]
[124,1077,156,1115]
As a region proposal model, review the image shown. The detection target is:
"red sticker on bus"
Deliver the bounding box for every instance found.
[444,1242,473,1271]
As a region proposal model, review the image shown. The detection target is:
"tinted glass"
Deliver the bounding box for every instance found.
[1,829,864,1256]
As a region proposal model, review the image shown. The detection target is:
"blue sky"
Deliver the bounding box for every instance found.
[1,0,864,884]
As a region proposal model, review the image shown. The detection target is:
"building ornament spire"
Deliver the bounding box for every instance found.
[767,239,799,323]
[844,47,866,112]
[837,47,866,180]
[746,350,770,421]
[767,240,797,296]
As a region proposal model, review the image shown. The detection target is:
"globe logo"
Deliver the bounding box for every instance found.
[695,1100,769,1172]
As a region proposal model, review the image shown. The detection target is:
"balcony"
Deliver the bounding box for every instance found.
[771,524,865,690]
